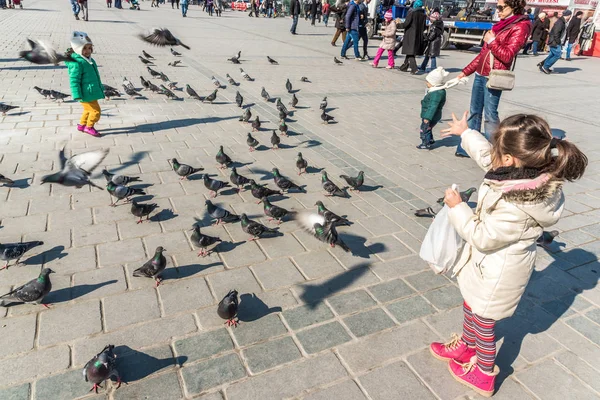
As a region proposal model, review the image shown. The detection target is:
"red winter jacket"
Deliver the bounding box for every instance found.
[463,16,531,77]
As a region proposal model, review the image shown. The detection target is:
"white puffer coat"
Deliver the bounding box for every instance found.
[448,129,564,321]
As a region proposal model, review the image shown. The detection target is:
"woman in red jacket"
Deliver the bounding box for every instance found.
[455,0,530,158]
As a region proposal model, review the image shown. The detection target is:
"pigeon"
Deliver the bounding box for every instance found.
[139,56,154,65]
[0,241,44,270]
[83,345,121,394]
[315,200,351,226]
[133,246,167,286]
[340,171,364,191]
[34,86,52,98]
[0,103,19,116]
[205,200,240,225]
[279,109,288,121]
[171,48,182,56]
[235,91,243,108]
[279,120,288,137]
[436,187,477,205]
[158,72,170,82]
[321,111,335,124]
[171,158,203,180]
[334,57,343,65]
[0,268,54,308]
[289,93,298,108]
[320,96,328,111]
[203,89,217,103]
[41,147,108,189]
[240,68,253,81]
[246,133,259,152]
[130,201,159,224]
[234,50,241,60]
[159,84,178,99]
[147,81,161,93]
[103,86,120,100]
[123,84,141,97]
[107,182,146,206]
[300,76,310,82]
[19,39,69,65]
[239,108,252,123]
[414,207,437,218]
[230,167,251,191]
[216,145,232,169]
[322,171,347,197]
[251,116,261,132]
[276,98,288,114]
[102,169,141,186]
[138,28,191,49]
[211,76,222,88]
[240,213,279,240]
[140,76,151,90]
[142,50,154,59]
[250,180,281,203]
[272,168,303,192]
[537,230,560,248]
[146,66,161,77]
[270,130,280,150]
[296,152,308,175]
[295,211,350,252]
[203,174,230,198]
[123,77,136,92]
[167,81,178,90]
[267,56,279,65]
[285,78,292,93]
[0,174,14,186]
[228,55,241,64]
[416,187,478,218]
[190,226,222,257]
[262,197,290,224]
[168,60,182,67]
[49,90,70,102]
[261,87,270,101]
[217,290,239,327]
[226,73,237,86]
[186,84,201,100]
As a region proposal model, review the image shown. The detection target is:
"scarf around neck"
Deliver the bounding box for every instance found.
[492,14,523,34]
[484,166,542,181]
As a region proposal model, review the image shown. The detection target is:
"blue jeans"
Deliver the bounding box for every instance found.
[323,14,329,25]
[341,29,360,58]
[543,45,562,69]
[532,41,539,55]
[70,0,81,14]
[456,74,502,156]
[290,15,299,33]
[267,7,273,17]
[419,56,436,70]
[566,42,574,59]
[181,2,188,14]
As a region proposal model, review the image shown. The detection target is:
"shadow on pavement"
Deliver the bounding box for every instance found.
[299,263,374,307]
[238,293,282,322]
[101,116,239,135]
[44,280,119,304]
[114,345,187,383]
[23,245,68,266]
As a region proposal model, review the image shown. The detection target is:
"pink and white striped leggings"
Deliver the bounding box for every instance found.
[462,301,496,372]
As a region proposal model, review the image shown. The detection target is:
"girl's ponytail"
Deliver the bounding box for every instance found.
[548,139,588,182]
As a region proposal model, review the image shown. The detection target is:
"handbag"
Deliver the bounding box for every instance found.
[486,52,516,91]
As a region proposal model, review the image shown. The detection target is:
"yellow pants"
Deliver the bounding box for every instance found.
[80,100,101,127]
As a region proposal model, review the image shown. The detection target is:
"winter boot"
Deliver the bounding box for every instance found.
[83,126,101,137]
[448,359,499,398]
[430,334,476,364]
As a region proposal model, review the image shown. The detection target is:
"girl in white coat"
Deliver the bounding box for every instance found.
[430,112,587,397]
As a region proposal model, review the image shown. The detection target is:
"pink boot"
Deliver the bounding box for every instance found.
[83,126,101,137]
[448,359,498,398]
[77,124,85,132]
[430,334,476,364]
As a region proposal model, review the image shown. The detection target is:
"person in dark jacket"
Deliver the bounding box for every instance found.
[564,10,582,60]
[340,0,361,59]
[331,0,348,46]
[396,0,427,74]
[358,0,370,59]
[527,12,547,55]
[419,11,443,71]
[290,0,301,34]
[540,9,571,73]
[310,0,318,25]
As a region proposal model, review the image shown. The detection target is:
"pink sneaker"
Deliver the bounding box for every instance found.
[77,124,85,132]
[430,334,476,364]
[83,126,101,137]
[448,359,498,398]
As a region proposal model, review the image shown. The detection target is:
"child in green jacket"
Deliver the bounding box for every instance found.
[65,31,105,137]
[417,67,449,150]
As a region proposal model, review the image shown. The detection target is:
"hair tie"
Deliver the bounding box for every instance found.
[550,137,560,157]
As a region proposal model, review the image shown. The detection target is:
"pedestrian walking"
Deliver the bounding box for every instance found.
[310,0,318,25]
[304,0,310,20]
[539,9,570,73]
[114,0,122,8]
[65,32,105,138]
[419,11,443,71]
[214,0,222,15]
[290,0,301,34]
[181,0,188,16]
[564,10,582,60]
[266,0,273,17]
[372,9,396,68]
[527,12,547,56]
[171,0,179,8]
[577,17,596,55]
[330,0,348,45]
[151,0,159,7]
[433,112,587,398]
[70,0,81,19]
[106,0,112,7]
[340,0,361,60]
[322,0,330,26]
[206,0,213,15]
[395,0,427,74]
[78,0,89,21]
[358,0,370,59]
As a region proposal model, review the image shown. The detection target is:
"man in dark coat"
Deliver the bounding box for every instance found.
[310,0,318,25]
[564,10,582,60]
[290,0,301,34]
[540,9,571,73]
[340,0,361,59]
[396,0,426,74]
[527,12,547,56]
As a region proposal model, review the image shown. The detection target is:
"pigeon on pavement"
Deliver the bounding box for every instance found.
[171,158,203,180]
[168,60,181,67]
[138,28,190,49]
[123,84,141,97]
[340,171,364,191]
[123,77,136,92]
[235,91,243,107]
[262,197,291,224]
[272,168,303,192]
[211,76,222,88]
[146,66,161,77]
[296,152,308,175]
[142,50,154,59]
[216,145,233,169]
[0,174,15,186]
[320,96,328,110]
[276,98,288,114]
[191,226,222,257]
[240,68,253,81]
[41,147,108,189]
[246,133,259,152]
[107,182,146,206]
[140,76,151,90]
[300,76,310,82]
[0,103,19,116]
[240,213,279,240]
[315,200,351,226]
[49,90,70,102]
[0,241,44,270]
[203,89,217,103]
[251,116,261,132]
[203,174,230,198]
[537,230,560,248]
[130,201,159,223]
[261,87,270,101]
[289,93,298,108]
[205,200,240,225]
[322,171,347,197]
[285,79,292,93]
[102,169,142,186]
[139,56,153,65]
[83,345,121,394]
[226,73,238,86]
[230,167,251,191]
[186,84,201,100]
[321,111,335,124]
[239,107,252,123]
[159,84,178,99]
[133,246,167,286]
[334,57,343,65]
[34,86,52,99]
[270,130,280,149]
[217,290,239,327]
[279,120,288,137]
[0,268,54,308]
[250,180,281,203]
[267,56,279,65]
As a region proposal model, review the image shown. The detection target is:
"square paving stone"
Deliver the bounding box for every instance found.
[386,294,436,323]
[369,256,429,280]
[0,384,30,400]
[219,241,266,269]
[0,345,70,387]
[39,300,102,346]
[292,251,345,279]
[36,369,94,400]
[258,233,306,258]
[302,380,366,400]
[328,290,377,315]
[175,329,234,363]
[296,321,352,354]
[72,265,128,301]
[566,316,600,346]
[367,235,413,261]
[359,361,435,400]
[232,313,288,346]
[252,258,305,290]
[114,372,183,400]
[283,302,335,330]
[585,307,600,325]
[423,285,463,310]
[182,353,246,395]
[98,238,146,265]
[116,345,180,382]
[103,288,160,331]
[242,336,302,373]
[158,277,215,315]
[368,279,414,303]
[406,349,468,399]
[343,308,396,337]
[0,314,36,358]
[405,270,451,292]
[207,267,263,299]
[358,215,403,236]
[555,351,600,393]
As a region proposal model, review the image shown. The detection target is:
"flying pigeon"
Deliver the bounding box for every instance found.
[0,241,44,270]
[334,57,343,65]
[289,93,298,108]
[267,56,278,65]
[138,28,191,49]
[285,79,292,93]
[211,76,222,88]
[168,60,182,67]
[228,55,241,64]
[230,167,251,191]
[320,96,327,111]
[34,86,52,98]
[240,68,253,81]
[295,211,350,252]
[217,290,239,327]
[133,246,167,286]
[0,174,15,186]
[186,84,201,100]
[0,268,54,308]
[41,147,108,189]
[123,84,141,97]
[340,171,364,191]
[101,169,140,186]
[226,73,237,86]
[130,201,159,223]
[270,130,280,150]
[216,145,233,169]
[537,230,560,248]
[262,197,290,224]
[315,200,351,226]
[296,152,308,175]
[272,168,303,192]
[240,213,279,240]
[239,107,252,123]
[250,180,281,203]
[19,39,69,65]
[246,133,259,152]
[106,182,146,206]
[279,120,288,137]
[190,226,222,257]
[142,50,154,59]
[300,76,310,82]
[171,158,203,180]
[203,174,230,198]
[205,200,240,225]
[321,171,347,197]
[235,91,243,108]
[261,87,270,101]
[0,103,19,116]
[203,89,217,103]
[321,111,335,124]
[139,56,153,65]
[83,345,121,394]
[251,116,261,132]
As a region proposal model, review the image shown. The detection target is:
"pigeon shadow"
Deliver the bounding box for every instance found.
[45,280,119,304]
[6,178,30,188]
[249,229,283,241]
[23,246,68,266]
[2,65,66,71]
[305,166,324,174]
[114,346,187,383]
[243,103,256,109]
[255,145,271,151]
[162,261,222,280]
[231,161,253,169]
[323,121,339,125]
[150,208,178,222]
[339,233,385,259]
[7,111,30,117]
[219,187,240,197]
[277,143,297,150]
[131,183,154,190]
[300,263,372,307]
[288,89,301,94]
[293,105,310,110]
[357,184,384,192]
[207,101,230,105]
[238,293,282,322]
[216,241,246,253]
[129,195,155,203]
[107,151,148,174]
[325,107,338,113]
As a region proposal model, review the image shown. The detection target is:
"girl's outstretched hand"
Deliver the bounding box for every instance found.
[444,187,462,208]
[441,111,469,138]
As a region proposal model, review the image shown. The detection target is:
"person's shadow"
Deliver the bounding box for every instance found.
[494,248,599,389]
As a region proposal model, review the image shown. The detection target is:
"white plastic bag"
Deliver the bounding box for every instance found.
[419,186,464,274]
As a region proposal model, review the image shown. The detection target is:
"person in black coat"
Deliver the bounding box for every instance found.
[310,0,318,25]
[396,2,427,74]
[290,0,301,34]
[528,13,547,55]
[564,11,582,60]
[330,0,348,46]
[540,10,571,73]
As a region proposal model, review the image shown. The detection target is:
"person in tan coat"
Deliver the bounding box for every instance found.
[372,9,396,68]
[430,112,588,397]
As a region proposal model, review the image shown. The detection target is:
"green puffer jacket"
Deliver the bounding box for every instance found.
[420,89,446,124]
[65,53,105,103]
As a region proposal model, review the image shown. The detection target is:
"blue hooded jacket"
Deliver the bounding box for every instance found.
[344,0,360,31]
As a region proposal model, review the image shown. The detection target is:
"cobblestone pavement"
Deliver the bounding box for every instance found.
[1,1,600,399]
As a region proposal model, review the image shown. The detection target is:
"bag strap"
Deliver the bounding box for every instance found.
[488,51,518,71]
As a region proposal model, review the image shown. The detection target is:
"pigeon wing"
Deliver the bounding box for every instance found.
[68,149,109,174]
